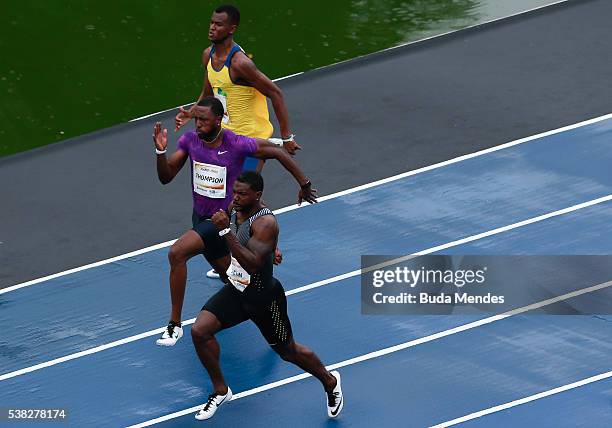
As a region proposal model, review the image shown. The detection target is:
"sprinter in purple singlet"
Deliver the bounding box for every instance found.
[152,97,316,346]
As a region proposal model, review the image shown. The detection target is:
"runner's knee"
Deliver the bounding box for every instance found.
[168,244,190,266]
[191,311,222,343]
[191,322,216,343]
[271,341,298,362]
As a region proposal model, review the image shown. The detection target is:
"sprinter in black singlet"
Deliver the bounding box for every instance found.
[190,171,344,420]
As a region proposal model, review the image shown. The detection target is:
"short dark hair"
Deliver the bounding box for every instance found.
[215,4,240,26]
[197,96,224,117]
[236,171,264,192]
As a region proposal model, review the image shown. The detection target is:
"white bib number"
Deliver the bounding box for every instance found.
[214,89,231,125]
[227,256,250,292]
[193,161,227,198]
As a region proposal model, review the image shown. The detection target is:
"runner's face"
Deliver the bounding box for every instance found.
[194,106,221,138]
[209,12,235,43]
[232,181,261,212]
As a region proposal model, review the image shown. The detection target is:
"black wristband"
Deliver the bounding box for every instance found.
[300,180,311,189]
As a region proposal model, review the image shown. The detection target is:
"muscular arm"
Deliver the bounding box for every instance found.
[231,54,292,138]
[251,141,308,186]
[154,122,188,184]
[157,150,188,184]
[224,216,278,274]
[197,47,214,102]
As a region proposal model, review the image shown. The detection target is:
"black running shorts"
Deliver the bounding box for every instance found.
[202,278,293,346]
[192,210,230,261]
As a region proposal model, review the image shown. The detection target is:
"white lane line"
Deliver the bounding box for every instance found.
[129,105,185,122]
[430,370,612,427]
[2,194,610,382]
[0,241,174,295]
[287,194,612,296]
[126,279,612,428]
[0,327,166,383]
[128,1,569,123]
[4,111,612,295]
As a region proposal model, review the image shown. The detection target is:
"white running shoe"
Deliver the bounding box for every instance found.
[206,269,221,279]
[326,371,344,418]
[195,387,233,420]
[155,322,183,346]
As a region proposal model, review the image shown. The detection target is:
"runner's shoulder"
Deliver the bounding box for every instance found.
[251,212,277,232]
[178,130,198,146]
[202,46,212,65]
[181,130,198,139]
[222,128,238,141]
[230,50,256,71]
[224,129,253,144]
[222,129,248,149]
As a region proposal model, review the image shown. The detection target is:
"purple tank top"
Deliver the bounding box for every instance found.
[177,129,257,216]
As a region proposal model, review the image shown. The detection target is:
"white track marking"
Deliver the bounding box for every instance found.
[2,194,610,382]
[4,111,612,295]
[430,370,612,427]
[127,278,612,428]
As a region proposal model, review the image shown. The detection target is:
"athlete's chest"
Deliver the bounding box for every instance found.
[188,141,239,168]
[189,144,239,199]
[208,56,248,87]
[209,53,228,72]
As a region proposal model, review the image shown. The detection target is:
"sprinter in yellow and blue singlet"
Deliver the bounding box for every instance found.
[175,4,300,173]
[207,43,273,171]
[207,43,272,139]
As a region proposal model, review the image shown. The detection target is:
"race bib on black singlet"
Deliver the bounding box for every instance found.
[227,256,250,292]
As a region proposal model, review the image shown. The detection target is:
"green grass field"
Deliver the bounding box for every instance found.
[0,0,553,157]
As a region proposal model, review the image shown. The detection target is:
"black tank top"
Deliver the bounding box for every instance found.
[228,207,275,294]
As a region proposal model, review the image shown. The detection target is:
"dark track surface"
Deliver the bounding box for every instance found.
[2,0,610,288]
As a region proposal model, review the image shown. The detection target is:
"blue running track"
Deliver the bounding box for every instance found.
[1,116,611,427]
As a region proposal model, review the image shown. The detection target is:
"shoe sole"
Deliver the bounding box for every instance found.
[195,388,233,420]
[195,411,214,420]
[155,340,178,346]
[206,269,221,279]
[156,331,183,347]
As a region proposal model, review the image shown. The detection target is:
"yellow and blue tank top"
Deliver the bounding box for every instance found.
[207,43,273,139]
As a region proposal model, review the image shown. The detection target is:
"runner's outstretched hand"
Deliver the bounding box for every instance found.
[283,139,301,156]
[298,181,318,205]
[153,122,168,152]
[174,106,193,132]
